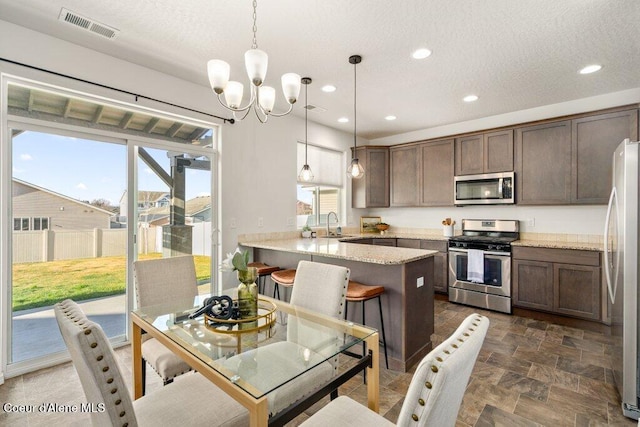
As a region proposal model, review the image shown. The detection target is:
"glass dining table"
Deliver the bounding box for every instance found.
[131,294,380,427]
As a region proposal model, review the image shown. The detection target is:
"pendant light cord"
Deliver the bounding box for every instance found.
[353,60,357,152]
[305,82,308,164]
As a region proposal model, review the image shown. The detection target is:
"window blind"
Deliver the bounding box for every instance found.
[297,142,343,187]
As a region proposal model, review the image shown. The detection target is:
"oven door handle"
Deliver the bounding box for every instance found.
[448,248,509,257]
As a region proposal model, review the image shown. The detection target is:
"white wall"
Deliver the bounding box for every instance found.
[220,115,365,286]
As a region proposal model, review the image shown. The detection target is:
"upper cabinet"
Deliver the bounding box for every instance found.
[455,130,513,176]
[516,108,639,205]
[419,139,454,206]
[351,146,390,208]
[571,109,638,204]
[516,120,572,205]
[390,145,420,206]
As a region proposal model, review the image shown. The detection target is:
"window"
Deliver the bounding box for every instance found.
[13,218,29,231]
[297,185,341,227]
[296,143,344,228]
[33,217,49,230]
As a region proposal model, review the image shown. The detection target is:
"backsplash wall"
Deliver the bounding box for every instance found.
[367,204,606,236]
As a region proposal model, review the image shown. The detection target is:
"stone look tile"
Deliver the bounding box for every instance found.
[5,301,630,427]
[578,376,621,404]
[562,335,605,353]
[514,347,559,367]
[497,371,550,402]
[486,351,533,376]
[475,404,542,427]
[556,356,606,381]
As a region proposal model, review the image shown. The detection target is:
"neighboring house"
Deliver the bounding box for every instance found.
[142,195,212,226]
[296,200,312,215]
[12,179,113,230]
[118,190,170,223]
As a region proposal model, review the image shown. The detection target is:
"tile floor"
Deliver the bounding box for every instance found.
[0,299,636,426]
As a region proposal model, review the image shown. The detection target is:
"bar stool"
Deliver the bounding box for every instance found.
[270,269,296,301]
[344,280,389,369]
[247,262,280,294]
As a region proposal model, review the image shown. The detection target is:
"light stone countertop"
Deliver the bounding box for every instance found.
[512,239,603,251]
[239,237,438,265]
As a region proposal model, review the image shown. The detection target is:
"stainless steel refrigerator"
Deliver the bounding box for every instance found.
[604,138,639,420]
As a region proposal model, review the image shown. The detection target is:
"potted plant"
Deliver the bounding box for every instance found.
[301,224,312,238]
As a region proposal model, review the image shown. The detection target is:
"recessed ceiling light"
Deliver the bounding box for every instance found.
[321,85,337,93]
[338,117,349,123]
[463,95,479,103]
[385,115,397,121]
[412,48,432,59]
[579,64,602,74]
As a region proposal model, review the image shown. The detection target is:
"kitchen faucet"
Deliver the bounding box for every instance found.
[327,211,339,237]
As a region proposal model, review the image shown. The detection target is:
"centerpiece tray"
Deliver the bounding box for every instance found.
[204,298,276,334]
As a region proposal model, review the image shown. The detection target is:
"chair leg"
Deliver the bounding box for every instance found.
[163,377,174,386]
[141,358,147,396]
[377,295,389,370]
[330,389,338,400]
[273,283,280,300]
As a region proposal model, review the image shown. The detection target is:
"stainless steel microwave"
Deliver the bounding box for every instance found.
[454,172,515,205]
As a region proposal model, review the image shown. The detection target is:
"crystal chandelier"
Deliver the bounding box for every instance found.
[298,77,314,182]
[347,55,365,179]
[207,0,301,123]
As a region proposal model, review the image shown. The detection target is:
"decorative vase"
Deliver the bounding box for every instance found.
[237,266,258,320]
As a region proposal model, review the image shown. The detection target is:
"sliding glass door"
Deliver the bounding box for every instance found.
[10,126,127,365]
[133,143,213,296]
[3,79,218,376]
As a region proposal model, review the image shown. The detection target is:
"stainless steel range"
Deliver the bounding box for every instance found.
[448,219,519,314]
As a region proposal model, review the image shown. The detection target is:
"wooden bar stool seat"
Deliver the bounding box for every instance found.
[270,268,296,300]
[247,262,280,294]
[345,280,389,369]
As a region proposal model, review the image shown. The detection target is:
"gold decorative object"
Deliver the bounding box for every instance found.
[204,298,276,335]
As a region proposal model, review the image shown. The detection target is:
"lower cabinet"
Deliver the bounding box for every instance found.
[512,247,601,320]
[420,240,448,294]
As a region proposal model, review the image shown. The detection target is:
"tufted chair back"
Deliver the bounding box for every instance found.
[133,255,198,309]
[54,299,138,427]
[396,313,489,427]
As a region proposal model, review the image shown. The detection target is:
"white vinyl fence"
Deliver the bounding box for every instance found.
[12,223,212,263]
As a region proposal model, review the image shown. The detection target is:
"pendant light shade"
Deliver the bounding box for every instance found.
[347,55,365,179]
[298,77,314,182]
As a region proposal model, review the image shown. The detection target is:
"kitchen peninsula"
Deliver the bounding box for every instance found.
[239,235,438,372]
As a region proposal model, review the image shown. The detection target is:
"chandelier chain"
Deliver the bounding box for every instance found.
[251,0,258,49]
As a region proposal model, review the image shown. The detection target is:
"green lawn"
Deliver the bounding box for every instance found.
[12,254,211,312]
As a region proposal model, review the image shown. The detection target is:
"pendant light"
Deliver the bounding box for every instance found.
[298,77,314,182]
[347,55,365,179]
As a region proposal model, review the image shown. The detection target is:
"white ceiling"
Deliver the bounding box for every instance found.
[1,0,639,139]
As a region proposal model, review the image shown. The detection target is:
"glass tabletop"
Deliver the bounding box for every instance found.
[132,295,376,400]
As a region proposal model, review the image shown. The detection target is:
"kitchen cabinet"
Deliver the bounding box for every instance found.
[455,130,513,176]
[419,139,454,206]
[420,240,448,294]
[396,239,421,249]
[351,146,390,208]
[515,120,572,204]
[571,109,639,204]
[390,145,420,206]
[512,246,601,321]
[372,238,396,246]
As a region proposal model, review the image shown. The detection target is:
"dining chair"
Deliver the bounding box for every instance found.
[54,299,248,427]
[300,313,490,427]
[132,255,198,394]
[222,260,350,417]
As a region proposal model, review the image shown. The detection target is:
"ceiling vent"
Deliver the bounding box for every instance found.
[304,104,327,112]
[58,8,119,40]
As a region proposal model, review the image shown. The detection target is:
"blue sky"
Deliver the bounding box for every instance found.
[12,131,211,206]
